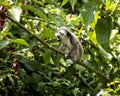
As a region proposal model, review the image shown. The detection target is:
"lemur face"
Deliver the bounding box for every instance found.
[55,28,68,41]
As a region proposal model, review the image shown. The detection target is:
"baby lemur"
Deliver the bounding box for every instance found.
[55,27,83,62]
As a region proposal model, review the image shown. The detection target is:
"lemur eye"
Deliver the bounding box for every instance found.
[60,30,65,35]
[61,33,64,35]
[58,31,63,35]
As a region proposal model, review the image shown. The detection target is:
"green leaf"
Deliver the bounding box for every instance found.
[61,0,69,7]
[99,46,112,61]
[8,6,22,22]
[69,0,77,11]
[20,58,37,71]
[0,1,9,6]
[42,52,51,65]
[81,1,97,26]
[41,28,55,38]
[95,17,113,51]
[12,39,29,47]
[0,39,11,49]
[93,0,105,5]
[0,68,13,80]
[24,5,47,21]
[53,53,62,67]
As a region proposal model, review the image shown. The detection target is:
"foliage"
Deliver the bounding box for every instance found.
[0,0,120,95]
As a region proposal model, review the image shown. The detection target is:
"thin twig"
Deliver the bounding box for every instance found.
[79,76,94,92]
[21,15,56,25]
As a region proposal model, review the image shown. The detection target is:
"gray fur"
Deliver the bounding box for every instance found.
[56,27,83,61]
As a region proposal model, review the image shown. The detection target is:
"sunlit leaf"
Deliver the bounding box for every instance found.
[105,0,119,11]
[0,1,9,6]
[8,6,22,22]
[12,39,29,47]
[0,39,11,49]
[61,0,69,7]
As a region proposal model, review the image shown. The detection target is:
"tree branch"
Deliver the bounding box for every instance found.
[6,15,64,55]
[6,15,111,82]
[77,61,111,82]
